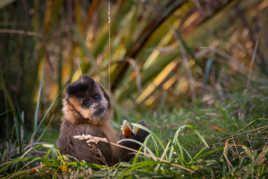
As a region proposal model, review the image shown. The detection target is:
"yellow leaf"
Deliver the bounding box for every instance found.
[212,125,228,134]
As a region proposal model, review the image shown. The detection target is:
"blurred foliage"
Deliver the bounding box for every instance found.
[0,0,268,138]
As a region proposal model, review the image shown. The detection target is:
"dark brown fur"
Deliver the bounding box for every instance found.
[57,75,148,165]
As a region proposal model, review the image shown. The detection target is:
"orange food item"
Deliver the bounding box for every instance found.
[121,120,132,138]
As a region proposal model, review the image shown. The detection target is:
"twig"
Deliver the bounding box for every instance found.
[97,58,143,92]
[223,138,233,170]
[125,58,142,92]
[173,29,196,101]
[246,40,259,88]
[0,29,41,37]
[73,134,194,173]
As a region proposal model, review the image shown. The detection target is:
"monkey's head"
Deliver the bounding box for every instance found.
[62,75,112,126]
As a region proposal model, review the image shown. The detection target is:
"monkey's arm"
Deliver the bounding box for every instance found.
[57,121,113,165]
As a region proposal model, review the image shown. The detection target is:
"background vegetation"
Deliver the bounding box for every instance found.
[0,0,267,178]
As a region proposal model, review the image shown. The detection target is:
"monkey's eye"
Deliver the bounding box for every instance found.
[92,94,101,100]
[81,99,92,108]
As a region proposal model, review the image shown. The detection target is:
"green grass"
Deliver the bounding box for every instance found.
[0,88,267,178]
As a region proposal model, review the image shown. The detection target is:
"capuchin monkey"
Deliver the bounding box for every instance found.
[57,75,149,166]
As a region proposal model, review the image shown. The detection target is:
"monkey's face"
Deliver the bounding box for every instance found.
[63,75,112,125]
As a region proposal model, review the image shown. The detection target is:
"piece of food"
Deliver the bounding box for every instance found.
[121,120,132,138]
[132,125,140,135]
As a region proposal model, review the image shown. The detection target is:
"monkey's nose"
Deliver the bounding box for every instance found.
[93,107,105,116]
